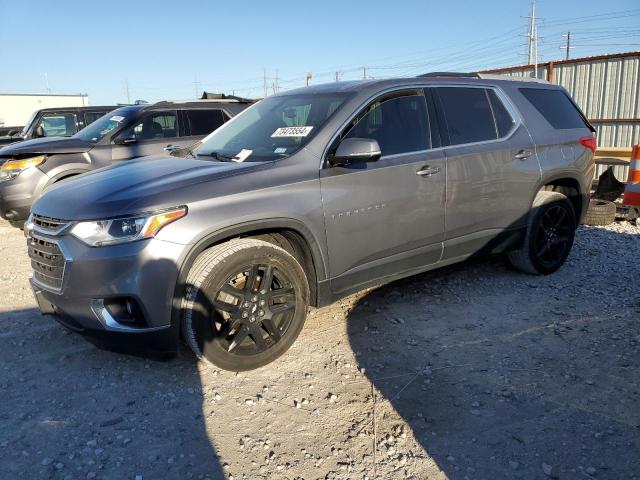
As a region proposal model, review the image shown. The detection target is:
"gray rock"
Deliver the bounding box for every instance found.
[542,463,559,478]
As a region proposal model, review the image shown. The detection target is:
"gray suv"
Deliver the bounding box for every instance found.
[26,75,595,371]
[0,100,251,225]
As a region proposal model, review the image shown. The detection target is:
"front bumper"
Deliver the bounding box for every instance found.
[28,227,189,355]
[0,167,46,222]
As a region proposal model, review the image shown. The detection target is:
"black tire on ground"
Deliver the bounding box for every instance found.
[181,238,309,371]
[582,199,617,226]
[507,191,577,275]
[8,220,24,230]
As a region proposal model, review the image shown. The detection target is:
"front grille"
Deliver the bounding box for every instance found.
[32,214,69,233]
[28,235,66,291]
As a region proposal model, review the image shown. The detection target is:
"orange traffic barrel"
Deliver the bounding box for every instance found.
[623,144,640,206]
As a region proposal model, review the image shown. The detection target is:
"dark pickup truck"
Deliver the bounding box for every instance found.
[0,106,117,147]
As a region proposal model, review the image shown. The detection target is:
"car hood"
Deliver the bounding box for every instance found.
[0,137,93,157]
[32,156,271,220]
[0,135,24,147]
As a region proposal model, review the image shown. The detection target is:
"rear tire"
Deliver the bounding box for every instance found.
[181,238,309,371]
[583,199,616,226]
[508,191,577,275]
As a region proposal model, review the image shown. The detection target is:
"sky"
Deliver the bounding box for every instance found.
[1,0,639,105]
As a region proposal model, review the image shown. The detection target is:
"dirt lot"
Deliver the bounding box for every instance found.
[0,218,638,480]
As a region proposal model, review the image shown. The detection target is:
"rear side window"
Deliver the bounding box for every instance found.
[343,94,430,156]
[84,111,107,126]
[520,88,588,129]
[436,88,497,145]
[185,109,228,136]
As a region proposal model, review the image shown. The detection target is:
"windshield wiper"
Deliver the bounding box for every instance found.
[198,151,239,162]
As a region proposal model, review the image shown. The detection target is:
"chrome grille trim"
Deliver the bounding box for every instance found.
[27,234,70,293]
[30,214,71,236]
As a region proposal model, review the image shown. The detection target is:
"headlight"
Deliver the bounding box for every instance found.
[0,155,46,182]
[70,207,187,247]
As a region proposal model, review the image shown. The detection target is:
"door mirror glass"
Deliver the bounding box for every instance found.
[332,138,381,165]
[34,125,45,138]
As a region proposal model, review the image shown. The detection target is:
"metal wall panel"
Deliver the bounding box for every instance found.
[483,54,640,148]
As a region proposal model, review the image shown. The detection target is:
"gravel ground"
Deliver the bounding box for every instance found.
[0,218,638,480]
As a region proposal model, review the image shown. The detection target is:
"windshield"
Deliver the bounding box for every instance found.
[19,111,38,136]
[74,107,139,143]
[195,92,350,161]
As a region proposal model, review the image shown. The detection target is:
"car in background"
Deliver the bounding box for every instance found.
[0,106,118,147]
[0,99,252,225]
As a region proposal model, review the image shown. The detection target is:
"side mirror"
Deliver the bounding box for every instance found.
[7,129,19,136]
[114,134,137,145]
[34,125,45,138]
[332,138,381,166]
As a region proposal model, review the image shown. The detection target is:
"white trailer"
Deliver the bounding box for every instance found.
[0,93,89,129]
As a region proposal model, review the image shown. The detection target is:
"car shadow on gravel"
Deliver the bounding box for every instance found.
[346,229,640,479]
[0,306,226,480]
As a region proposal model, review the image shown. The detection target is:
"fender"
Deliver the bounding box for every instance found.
[34,167,92,202]
[170,217,329,325]
[531,170,589,221]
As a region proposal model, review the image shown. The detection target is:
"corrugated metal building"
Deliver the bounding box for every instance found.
[482,51,640,150]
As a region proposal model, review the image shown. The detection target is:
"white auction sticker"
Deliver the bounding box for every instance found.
[110,115,125,122]
[233,149,253,162]
[271,126,313,138]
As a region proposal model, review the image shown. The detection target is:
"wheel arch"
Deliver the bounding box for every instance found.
[534,173,587,222]
[172,218,327,324]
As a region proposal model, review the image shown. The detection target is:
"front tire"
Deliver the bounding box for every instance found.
[508,191,577,275]
[181,238,309,371]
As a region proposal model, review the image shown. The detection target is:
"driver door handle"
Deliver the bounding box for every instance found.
[416,165,441,177]
[514,149,533,160]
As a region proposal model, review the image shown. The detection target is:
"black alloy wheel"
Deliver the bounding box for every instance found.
[182,238,309,371]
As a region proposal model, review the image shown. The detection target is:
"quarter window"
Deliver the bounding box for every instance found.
[520,88,589,130]
[185,109,228,136]
[343,95,430,156]
[437,87,497,145]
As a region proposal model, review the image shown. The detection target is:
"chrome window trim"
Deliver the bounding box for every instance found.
[320,82,524,169]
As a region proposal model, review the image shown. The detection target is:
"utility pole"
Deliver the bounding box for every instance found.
[125,79,130,104]
[526,0,537,65]
[274,70,279,93]
[335,71,340,82]
[44,73,51,93]
[534,24,539,77]
[562,31,573,60]
[363,66,367,80]
[263,68,268,98]
[193,75,201,99]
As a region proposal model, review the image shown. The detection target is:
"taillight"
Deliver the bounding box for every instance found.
[579,136,596,154]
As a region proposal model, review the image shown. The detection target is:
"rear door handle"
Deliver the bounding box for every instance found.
[416,166,441,177]
[514,150,533,160]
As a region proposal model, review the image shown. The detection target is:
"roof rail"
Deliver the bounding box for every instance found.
[417,72,480,78]
[476,73,550,84]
